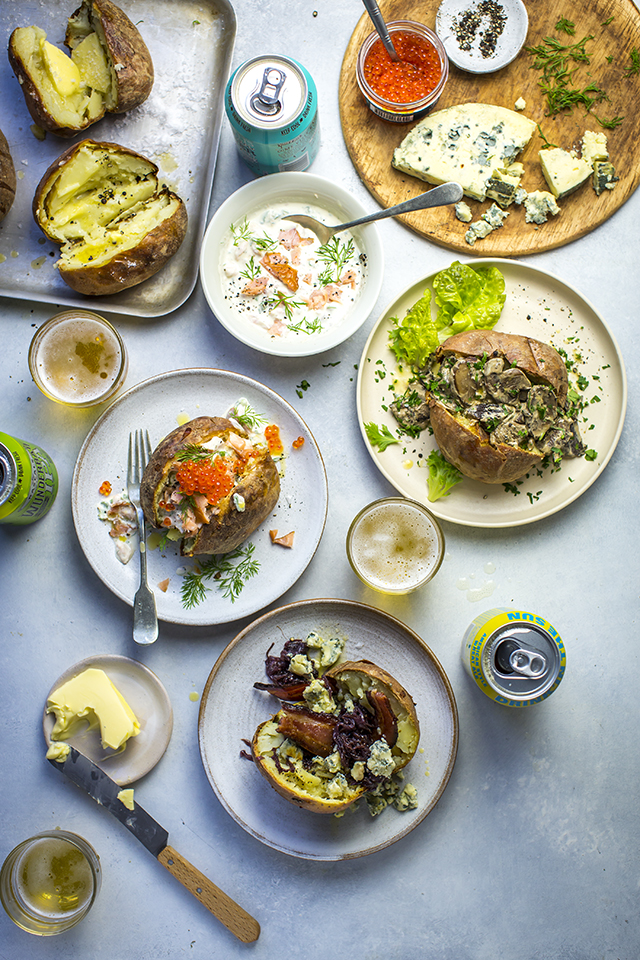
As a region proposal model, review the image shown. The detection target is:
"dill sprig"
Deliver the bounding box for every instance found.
[228,400,269,430]
[624,47,640,76]
[173,444,217,463]
[525,33,611,117]
[555,17,575,35]
[180,543,260,608]
[239,256,261,281]
[263,291,306,321]
[288,316,323,335]
[316,236,355,284]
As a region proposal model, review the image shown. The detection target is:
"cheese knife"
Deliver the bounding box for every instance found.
[48,746,260,942]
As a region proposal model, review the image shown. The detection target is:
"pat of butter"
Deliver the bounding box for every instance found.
[117,788,135,810]
[46,667,140,751]
[45,740,71,762]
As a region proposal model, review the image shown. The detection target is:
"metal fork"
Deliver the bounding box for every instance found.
[127,430,158,645]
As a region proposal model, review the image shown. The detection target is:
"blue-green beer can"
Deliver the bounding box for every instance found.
[225,55,320,176]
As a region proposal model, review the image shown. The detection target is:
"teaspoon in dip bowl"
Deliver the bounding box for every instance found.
[282,181,463,244]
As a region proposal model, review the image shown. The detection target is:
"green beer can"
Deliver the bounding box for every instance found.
[0,432,58,525]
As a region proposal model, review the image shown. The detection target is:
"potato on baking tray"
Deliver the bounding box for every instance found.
[251,633,420,815]
[33,139,187,295]
[0,129,16,222]
[8,0,153,137]
[392,330,586,485]
[140,416,281,557]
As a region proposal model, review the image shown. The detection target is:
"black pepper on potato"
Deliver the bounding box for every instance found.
[0,129,16,222]
[140,417,281,557]
[251,635,420,815]
[391,330,586,484]
[33,139,187,295]
[8,0,153,137]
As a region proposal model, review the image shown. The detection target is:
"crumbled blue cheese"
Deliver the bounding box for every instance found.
[305,632,345,668]
[288,654,315,678]
[514,97,526,111]
[581,130,608,166]
[592,160,618,195]
[523,190,561,224]
[392,102,537,201]
[351,761,365,782]
[326,773,350,799]
[366,739,396,778]
[455,201,473,222]
[465,219,494,245]
[514,186,528,205]
[303,678,337,714]
[394,783,418,811]
[482,203,509,228]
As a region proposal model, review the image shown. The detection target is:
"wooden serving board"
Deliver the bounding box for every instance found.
[339,0,640,256]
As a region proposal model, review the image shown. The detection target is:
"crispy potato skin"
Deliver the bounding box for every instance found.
[58,197,187,296]
[251,659,419,814]
[66,0,154,113]
[140,416,280,556]
[0,129,16,221]
[428,331,569,484]
[33,139,187,296]
[8,32,76,137]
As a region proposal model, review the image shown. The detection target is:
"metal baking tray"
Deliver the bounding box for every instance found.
[0,0,236,317]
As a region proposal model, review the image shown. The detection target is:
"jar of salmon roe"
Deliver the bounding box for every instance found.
[356,20,449,122]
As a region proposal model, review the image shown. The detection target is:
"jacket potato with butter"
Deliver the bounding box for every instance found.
[251,635,420,815]
[140,416,281,557]
[9,0,153,137]
[391,330,585,484]
[33,139,187,295]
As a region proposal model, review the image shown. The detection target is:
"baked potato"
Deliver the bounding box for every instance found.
[0,129,16,221]
[251,636,420,815]
[392,330,585,484]
[33,139,187,295]
[8,0,153,137]
[140,416,281,557]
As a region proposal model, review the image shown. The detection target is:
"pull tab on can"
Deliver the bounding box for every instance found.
[250,68,286,116]
[494,637,548,679]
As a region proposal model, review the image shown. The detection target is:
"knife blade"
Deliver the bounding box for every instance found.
[49,747,260,943]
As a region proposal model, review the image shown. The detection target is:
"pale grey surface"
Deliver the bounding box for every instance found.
[0,0,638,957]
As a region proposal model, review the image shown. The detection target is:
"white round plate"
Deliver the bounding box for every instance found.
[435,0,528,73]
[198,599,458,861]
[72,369,328,625]
[357,259,627,528]
[199,172,384,357]
[43,655,173,787]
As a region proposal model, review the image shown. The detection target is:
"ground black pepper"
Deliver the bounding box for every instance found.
[453,0,507,59]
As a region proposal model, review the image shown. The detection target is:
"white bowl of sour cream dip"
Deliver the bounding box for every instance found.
[199,172,384,357]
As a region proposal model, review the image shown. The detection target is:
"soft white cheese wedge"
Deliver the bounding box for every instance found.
[392,102,537,201]
[581,131,608,166]
[47,667,140,751]
[539,148,592,198]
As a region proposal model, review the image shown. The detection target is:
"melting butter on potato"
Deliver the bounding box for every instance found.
[8,0,153,137]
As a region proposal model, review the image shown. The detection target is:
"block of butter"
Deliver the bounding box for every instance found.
[46,667,140,751]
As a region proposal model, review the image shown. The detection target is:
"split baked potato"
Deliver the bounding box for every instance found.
[392,330,585,484]
[33,139,187,295]
[0,129,16,221]
[140,416,281,557]
[8,0,153,136]
[252,637,420,815]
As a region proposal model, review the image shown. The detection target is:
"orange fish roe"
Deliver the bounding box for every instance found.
[99,480,112,496]
[292,436,305,449]
[175,457,235,505]
[363,32,441,104]
[264,424,284,455]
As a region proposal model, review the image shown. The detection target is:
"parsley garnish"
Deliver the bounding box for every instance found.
[364,422,399,451]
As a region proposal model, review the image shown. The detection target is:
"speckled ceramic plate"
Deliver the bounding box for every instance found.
[71,369,328,626]
[43,655,173,787]
[198,599,458,861]
[357,259,627,527]
[435,0,528,73]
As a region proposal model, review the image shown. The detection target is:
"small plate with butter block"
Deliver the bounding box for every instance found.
[43,654,173,786]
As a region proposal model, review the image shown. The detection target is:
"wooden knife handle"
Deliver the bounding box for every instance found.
[157,845,260,942]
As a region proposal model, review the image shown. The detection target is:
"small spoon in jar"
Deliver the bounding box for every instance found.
[362,0,400,61]
[281,181,464,245]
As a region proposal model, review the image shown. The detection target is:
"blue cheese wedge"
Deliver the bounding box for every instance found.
[539,148,592,198]
[392,103,537,201]
[593,160,618,196]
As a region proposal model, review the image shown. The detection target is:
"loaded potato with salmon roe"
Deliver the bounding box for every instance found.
[140,416,280,556]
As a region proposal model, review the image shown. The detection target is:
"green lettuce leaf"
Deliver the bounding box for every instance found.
[388,289,438,370]
[433,262,506,342]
